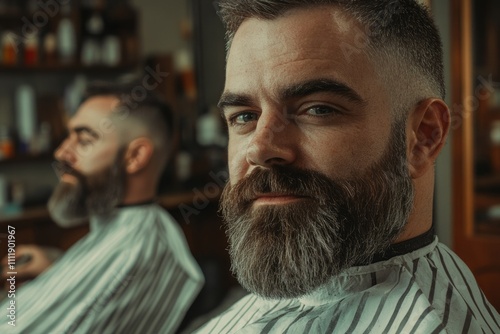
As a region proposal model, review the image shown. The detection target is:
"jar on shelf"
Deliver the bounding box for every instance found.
[24,34,39,66]
[491,120,500,173]
[57,2,77,65]
[0,126,14,160]
[2,32,17,65]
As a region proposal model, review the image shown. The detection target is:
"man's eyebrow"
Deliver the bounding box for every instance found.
[218,93,254,113]
[73,126,100,139]
[280,79,367,106]
[217,79,366,116]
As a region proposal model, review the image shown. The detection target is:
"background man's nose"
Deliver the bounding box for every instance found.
[54,139,76,165]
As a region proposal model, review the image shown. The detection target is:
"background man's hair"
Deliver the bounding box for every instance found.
[83,79,175,171]
[216,0,445,114]
[83,79,174,140]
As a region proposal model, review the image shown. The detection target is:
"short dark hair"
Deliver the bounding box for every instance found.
[83,79,175,169]
[217,0,445,109]
[83,80,174,140]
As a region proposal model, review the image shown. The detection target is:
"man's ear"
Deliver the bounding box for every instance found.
[407,98,450,179]
[124,137,154,174]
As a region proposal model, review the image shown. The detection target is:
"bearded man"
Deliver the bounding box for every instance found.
[196,0,500,333]
[0,81,203,333]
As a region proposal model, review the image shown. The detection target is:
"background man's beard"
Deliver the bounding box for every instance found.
[221,119,414,299]
[48,155,126,228]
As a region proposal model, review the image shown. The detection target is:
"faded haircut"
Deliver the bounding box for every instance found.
[217,0,445,116]
[83,79,174,172]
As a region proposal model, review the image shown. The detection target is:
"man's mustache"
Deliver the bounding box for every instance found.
[227,166,340,208]
[53,161,86,184]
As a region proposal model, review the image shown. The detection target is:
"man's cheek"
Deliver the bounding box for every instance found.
[82,153,115,174]
[230,156,251,184]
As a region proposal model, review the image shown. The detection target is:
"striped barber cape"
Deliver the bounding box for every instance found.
[0,203,204,334]
[196,237,500,334]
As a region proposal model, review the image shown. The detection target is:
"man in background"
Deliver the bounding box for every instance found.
[197,0,500,333]
[0,80,203,333]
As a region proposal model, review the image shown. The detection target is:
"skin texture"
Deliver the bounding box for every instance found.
[220,6,449,244]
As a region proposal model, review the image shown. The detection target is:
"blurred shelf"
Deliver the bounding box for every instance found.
[0,187,222,226]
[0,153,54,166]
[475,193,500,235]
[486,106,500,114]
[475,193,500,210]
[476,220,500,235]
[0,205,49,225]
[0,63,139,74]
[476,174,500,186]
[475,174,500,193]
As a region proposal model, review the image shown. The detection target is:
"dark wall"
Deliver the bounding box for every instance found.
[193,0,226,114]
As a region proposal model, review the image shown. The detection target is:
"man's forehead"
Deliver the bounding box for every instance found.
[232,6,359,45]
[228,7,367,68]
[79,95,120,114]
[69,96,120,128]
[225,6,377,103]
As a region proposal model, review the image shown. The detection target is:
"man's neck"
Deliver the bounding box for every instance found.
[369,226,435,264]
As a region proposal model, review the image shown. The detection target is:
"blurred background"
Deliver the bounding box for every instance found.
[0,0,498,329]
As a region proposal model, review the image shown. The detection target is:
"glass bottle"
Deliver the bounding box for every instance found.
[57,2,77,65]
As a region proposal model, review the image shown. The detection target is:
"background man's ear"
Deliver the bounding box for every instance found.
[124,137,154,174]
[407,98,450,179]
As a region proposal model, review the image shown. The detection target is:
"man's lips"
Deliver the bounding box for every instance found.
[55,162,82,183]
[60,173,79,184]
[252,193,310,205]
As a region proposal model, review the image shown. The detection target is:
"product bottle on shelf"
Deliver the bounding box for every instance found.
[24,34,39,66]
[32,122,52,155]
[101,34,120,66]
[491,120,500,173]
[81,0,106,66]
[65,75,88,116]
[2,31,17,65]
[0,126,14,160]
[57,2,77,65]
[43,33,58,65]
[175,49,197,99]
[15,85,37,154]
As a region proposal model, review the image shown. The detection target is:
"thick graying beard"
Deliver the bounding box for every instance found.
[48,152,126,228]
[220,119,414,299]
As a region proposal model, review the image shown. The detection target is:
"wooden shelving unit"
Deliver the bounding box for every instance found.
[0,153,53,165]
[0,63,138,73]
[452,0,500,311]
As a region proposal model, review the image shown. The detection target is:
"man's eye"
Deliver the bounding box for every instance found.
[229,112,258,125]
[305,105,337,116]
[78,139,92,146]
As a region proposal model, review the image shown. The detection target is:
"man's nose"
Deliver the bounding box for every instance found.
[246,111,296,167]
[54,138,76,165]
